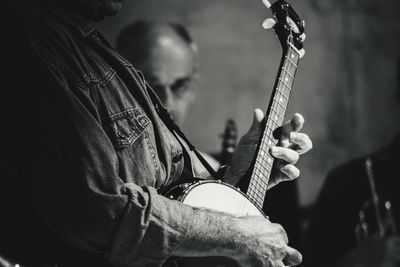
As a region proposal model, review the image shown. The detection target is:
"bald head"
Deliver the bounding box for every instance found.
[116,21,198,124]
[117,21,197,69]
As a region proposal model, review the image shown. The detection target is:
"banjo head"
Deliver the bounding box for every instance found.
[179,180,265,217]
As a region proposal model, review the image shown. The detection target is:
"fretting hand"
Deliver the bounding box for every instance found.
[223,109,312,188]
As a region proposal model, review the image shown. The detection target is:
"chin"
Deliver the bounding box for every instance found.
[92,1,122,21]
[106,2,122,16]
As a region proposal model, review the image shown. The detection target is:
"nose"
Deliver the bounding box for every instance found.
[152,84,173,110]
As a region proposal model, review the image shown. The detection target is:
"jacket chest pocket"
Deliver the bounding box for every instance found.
[105,108,151,149]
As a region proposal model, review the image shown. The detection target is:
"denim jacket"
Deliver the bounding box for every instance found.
[0,3,213,266]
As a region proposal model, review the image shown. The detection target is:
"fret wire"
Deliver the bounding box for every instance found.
[269,107,284,120]
[263,162,273,173]
[267,116,279,127]
[255,159,269,173]
[268,114,284,125]
[254,164,271,180]
[272,100,285,118]
[258,156,273,169]
[257,149,273,165]
[254,161,272,177]
[286,53,298,77]
[255,170,268,183]
[258,151,269,163]
[282,67,295,79]
[265,124,277,137]
[250,170,260,182]
[258,157,273,171]
[285,57,297,76]
[254,188,265,201]
[255,179,268,192]
[254,165,262,175]
[280,76,294,92]
[271,100,281,116]
[278,78,292,92]
[251,163,271,187]
[281,72,294,88]
[275,89,288,103]
[276,86,289,100]
[255,200,263,209]
[248,184,263,200]
[285,55,298,68]
[281,68,295,80]
[287,46,299,62]
[274,94,288,110]
[268,110,284,122]
[277,82,291,99]
[247,185,265,208]
[275,96,287,110]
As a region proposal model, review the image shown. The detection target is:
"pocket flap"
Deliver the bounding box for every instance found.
[105,108,151,149]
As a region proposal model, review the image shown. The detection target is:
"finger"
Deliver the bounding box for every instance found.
[281,113,304,137]
[289,132,313,155]
[278,223,289,244]
[273,261,286,267]
[250,108,265,132]
[279,164,300,180]
[274,114,305,145]
[282,246,302,266]
[271,147,299,164]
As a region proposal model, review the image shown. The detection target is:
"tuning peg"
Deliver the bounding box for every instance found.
[262,0,272,8]
[262,18,276,29]
[300,33,306,42]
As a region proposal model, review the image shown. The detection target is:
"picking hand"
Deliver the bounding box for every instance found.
[231,216,302,267]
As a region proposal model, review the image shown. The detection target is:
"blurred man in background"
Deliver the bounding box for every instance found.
[302,61,400,267]
[116,21,222,174]
[116,21,198,127]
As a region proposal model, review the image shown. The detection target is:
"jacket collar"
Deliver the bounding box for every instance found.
[43,4,96,38]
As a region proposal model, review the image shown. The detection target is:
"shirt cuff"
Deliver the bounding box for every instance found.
[106,184,198,267]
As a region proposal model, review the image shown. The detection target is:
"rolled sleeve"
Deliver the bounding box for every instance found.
[107,185,196,266]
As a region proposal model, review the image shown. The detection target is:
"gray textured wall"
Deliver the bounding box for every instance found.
[97,0,400,206]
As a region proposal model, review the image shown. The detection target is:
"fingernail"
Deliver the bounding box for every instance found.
[290,132,297,140]
[270,146,278,155]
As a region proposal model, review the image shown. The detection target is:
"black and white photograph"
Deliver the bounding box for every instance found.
[0,0,399,266]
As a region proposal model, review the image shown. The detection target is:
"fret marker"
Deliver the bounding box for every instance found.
[268,140,272,145]
[280,97,283,102]
[275,116,278,121]
[261,151,265,156]
[291,54,295,59]
[267,157,272,163]
[285,77,289,82]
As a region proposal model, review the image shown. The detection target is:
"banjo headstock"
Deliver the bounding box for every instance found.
[262,0,306,58]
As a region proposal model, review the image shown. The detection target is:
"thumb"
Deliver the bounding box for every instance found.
[250,108,264,132]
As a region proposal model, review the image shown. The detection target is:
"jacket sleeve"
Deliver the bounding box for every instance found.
[1,36,205,267]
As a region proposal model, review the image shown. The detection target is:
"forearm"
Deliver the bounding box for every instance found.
[173,208,241,258]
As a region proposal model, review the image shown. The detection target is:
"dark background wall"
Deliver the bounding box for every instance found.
[97,0,400,206]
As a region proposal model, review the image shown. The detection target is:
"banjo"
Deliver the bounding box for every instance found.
[162,0,306,265]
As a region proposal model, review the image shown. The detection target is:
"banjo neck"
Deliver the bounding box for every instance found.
[247,43,301,209]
